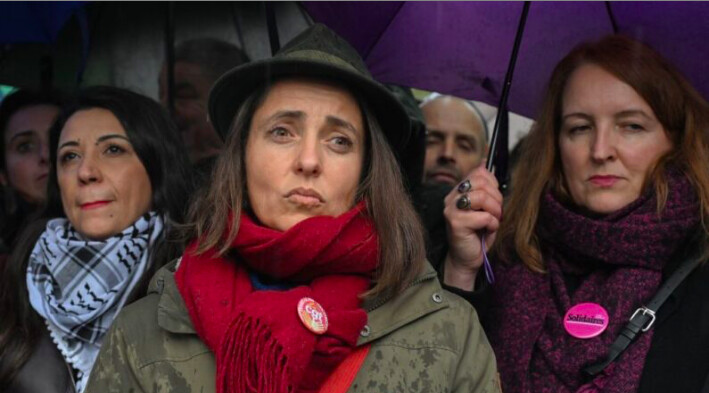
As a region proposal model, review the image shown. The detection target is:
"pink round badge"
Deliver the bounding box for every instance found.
[563,302,609,339]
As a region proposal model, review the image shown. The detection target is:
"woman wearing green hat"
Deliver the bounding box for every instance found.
[85,24,500,393]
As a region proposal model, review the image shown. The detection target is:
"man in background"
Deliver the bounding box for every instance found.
[158,38,249,173]
[420,93,488,186]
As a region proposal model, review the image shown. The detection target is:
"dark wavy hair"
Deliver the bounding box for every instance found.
[43,86,195,222]
[0,86,195,387]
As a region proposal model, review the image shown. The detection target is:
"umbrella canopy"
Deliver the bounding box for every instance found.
[0,1,88,90]
[302,2,709,119]
[0,2,85,44]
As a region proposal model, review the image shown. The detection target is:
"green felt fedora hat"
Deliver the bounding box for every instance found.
[208,23,423,188]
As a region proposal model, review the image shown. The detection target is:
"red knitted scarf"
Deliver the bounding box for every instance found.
[175,202,378,393]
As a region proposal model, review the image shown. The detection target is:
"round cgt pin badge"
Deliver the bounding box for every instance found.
[563,302,609,339]
[297,297,329,335]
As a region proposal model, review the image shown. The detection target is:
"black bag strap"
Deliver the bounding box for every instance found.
[584,254,703,377]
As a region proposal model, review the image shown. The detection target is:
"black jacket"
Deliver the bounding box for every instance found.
[472,256,709,393]
[5,333,74,393]
[637,258,709,393]
[412,184,709,392]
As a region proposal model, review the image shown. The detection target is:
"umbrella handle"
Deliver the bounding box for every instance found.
[481,234,495,284]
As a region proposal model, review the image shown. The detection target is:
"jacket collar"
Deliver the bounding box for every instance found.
[152,259,449,341]
[357,262,448,345]
[151,258,197,334]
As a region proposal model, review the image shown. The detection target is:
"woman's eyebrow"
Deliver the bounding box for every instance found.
[561,112,593,122]
[96,134,131,144]
[615,109,652,120]
[8,130,35,143]
[264,110,305,123]
[58,134,131,150]
[326,116,358,135]
[254,110,304,130]
[57,140,79,150]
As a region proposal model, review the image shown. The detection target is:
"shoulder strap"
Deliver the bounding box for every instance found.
[584,255,703,376]
[318,345,371,393]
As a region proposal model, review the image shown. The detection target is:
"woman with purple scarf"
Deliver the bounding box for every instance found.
[443,35,709,393]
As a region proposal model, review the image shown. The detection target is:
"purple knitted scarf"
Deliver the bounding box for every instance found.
[488,172,699,393]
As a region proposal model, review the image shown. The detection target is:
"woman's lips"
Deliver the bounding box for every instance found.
[589,175,620,187]
[287,194,323,207]
[80,200,111,210]
[285,188,325,207]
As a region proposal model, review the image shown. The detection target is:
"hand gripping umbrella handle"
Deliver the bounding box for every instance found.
[481,234,495,284]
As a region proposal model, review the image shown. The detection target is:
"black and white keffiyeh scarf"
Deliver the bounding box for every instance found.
[26,212,163,392]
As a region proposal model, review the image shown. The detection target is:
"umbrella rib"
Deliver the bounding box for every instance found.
[296,2,315,27]
[265,2,281,55]
[77,2,105,87]
[604,2,619,34]
[487,2,530,174]
[230,3,246,51]
[75,7,90,87]
[362,2,406,60]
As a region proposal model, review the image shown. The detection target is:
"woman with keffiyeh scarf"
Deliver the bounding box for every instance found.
[442,36,709,393]
[85,24,501,393]
[0,87,194,393]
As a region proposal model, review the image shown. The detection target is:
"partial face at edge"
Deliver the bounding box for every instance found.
[558,64,673,214]
[158,61,223,164]
[2,104,58,204]
[244,78,365,231]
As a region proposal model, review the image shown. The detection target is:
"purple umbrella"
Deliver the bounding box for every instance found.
[302,2,709,120]
[303,1,709,284]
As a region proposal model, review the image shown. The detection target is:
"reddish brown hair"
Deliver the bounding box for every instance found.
[495,35,709,272]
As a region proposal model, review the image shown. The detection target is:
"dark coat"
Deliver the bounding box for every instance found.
[637,259,709,393]
[5,333,74,393]
[411,184,709,392]
[468,253,709,393]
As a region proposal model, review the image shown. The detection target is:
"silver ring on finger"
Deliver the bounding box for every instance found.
[457,179,472,193]
[456,194,471,210]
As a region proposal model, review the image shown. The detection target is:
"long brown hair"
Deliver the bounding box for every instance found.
[495,35,709,272]
[189,77,426,299]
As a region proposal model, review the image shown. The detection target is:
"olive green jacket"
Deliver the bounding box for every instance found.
[85,260,501,393]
